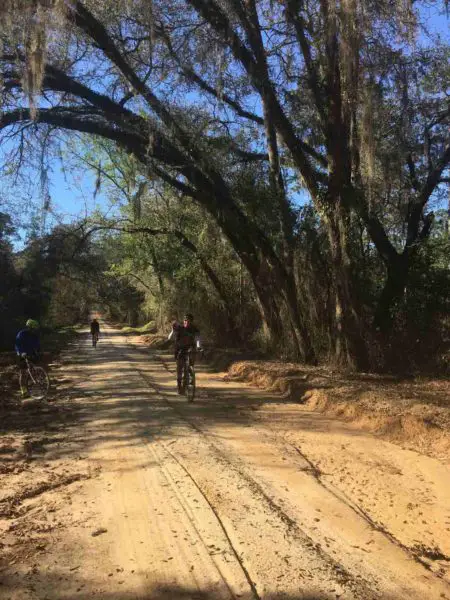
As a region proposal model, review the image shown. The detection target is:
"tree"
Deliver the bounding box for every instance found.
[68,138,244,337]
[0,213,22,348]
[1,0,449,368]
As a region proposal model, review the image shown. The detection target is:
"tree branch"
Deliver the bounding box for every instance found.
[406,142,450,247]
[86,222,236,317]
[0,107,185,169]
[71,2,201,161]
[406,153,420,192]
[284,0,326,126]
[118,271,156,295]
[187,0,323,198]
[348,189,399,265]
[158,23,264,125]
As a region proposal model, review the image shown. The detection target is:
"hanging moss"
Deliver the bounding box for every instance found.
[0,0,67,118]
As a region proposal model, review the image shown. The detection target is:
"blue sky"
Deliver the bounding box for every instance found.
[45,158,118,226]
[0,148,116,248]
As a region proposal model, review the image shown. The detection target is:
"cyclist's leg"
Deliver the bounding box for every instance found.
[186,352,196,401]
[19,370,29,397]
[17,357,29,398]
[185,355,190,383]
[176,352,184,393]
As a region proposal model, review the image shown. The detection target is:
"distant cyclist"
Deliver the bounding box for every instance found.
[168,313,202,394]
[15,319,41,398]
[90,318,100,347]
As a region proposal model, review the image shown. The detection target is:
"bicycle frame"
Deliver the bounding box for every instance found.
[19,355,50,400]
[24,356,38,383]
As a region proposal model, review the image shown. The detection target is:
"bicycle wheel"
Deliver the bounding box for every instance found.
[26,367,50,400]
[186,366,196,402]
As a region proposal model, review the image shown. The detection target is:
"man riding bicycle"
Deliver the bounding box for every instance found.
[90,318,100,345]
[15,319,41,398]
[168,313,202,394]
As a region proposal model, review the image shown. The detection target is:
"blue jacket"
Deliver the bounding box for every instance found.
[15,329,41,356]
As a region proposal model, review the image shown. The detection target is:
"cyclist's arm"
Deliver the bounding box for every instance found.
[15,330,25,355]
[168,322,180,341]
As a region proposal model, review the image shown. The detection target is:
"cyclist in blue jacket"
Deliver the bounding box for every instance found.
[15,319,41,398]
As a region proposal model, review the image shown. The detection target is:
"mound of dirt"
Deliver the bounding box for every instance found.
[140,334,171,348]
[227,361,450,460]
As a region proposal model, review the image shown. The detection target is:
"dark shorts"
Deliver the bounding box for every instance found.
[175,348,196,364]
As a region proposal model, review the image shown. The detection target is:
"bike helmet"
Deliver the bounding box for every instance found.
[184,313,194,321]
[26,319,40,329]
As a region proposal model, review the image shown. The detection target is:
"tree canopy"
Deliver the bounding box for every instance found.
[1,0,449,370]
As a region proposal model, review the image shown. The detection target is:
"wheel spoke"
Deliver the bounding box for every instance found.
[26,366,50,400]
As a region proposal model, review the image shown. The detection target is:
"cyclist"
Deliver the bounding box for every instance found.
[90,318,100,346]
[168,313,202,394]
[15,319,41,398]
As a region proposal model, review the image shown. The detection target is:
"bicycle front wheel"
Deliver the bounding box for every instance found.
[185,367,196,402]
[26,367,50,400]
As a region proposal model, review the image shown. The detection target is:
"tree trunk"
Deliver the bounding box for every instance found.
[325,206,370,371]
[250,266,285,350]
[374,253,408,334]
[198,259,240,343]
[281,274,317,363]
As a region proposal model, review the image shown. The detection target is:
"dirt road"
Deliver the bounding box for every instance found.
[1,324,449,600]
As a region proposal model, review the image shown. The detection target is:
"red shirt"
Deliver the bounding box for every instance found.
[173,324,200,349]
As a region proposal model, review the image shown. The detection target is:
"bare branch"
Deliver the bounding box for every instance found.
[284,0,326,126]
[406,142,450,247]
[187,0,323,197]
[158,23,264,125]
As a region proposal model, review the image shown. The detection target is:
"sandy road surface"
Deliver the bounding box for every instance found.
[1,324,449,600]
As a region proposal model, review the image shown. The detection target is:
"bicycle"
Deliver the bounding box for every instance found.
[179,348,196,402]
[19,355,50,401]
[91,332,99,347]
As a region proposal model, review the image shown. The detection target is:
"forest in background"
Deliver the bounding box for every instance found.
[0,0,449,373]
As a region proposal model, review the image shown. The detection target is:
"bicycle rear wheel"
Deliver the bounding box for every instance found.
[26,367,50,400]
